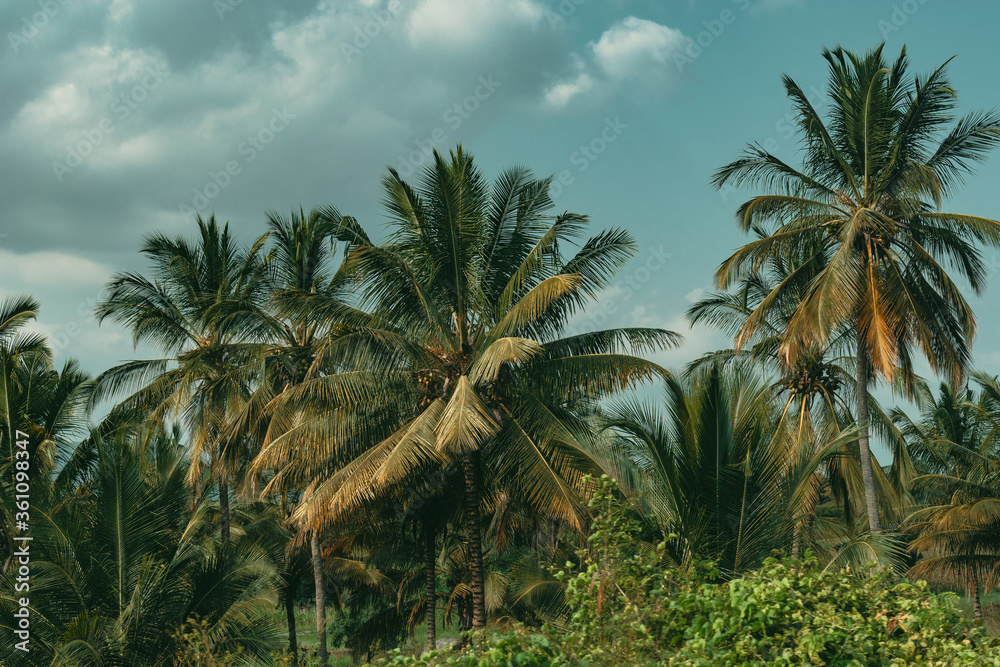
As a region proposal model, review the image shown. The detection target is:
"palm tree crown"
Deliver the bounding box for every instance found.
[712,43,1000,531]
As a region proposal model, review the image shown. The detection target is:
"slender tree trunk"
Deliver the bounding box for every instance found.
[219,471,231,555]
[972,573,983,620]
[855,344,881,532]
[792,476,820,559]
[463,452,486,631]
[425,522,437,652]
[312,533,327,667]
[285,585,299,667]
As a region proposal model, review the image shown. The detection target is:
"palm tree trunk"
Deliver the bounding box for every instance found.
[855,344,881,532]
[463,451,486,631]
[792,475,820,559]
[285,587,298,667]
[972,573,983,620]
[425,521,437,652]
[219,472,231,555]
[311,533,327,667]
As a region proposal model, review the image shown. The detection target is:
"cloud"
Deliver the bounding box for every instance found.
[542,16,687,108]
[0,0,583,377]
[0,248,110,288]
[592,16,688,80]
[407,0,544,49]
[685,288,705,303]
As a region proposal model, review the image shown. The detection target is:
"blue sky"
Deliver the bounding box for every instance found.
[2,0,999,450]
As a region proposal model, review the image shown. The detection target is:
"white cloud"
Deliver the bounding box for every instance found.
[407,0,544,49]
[544,53,594,108]
[0,249,111,288]
[542,16,687,108]
[592,16,687,80]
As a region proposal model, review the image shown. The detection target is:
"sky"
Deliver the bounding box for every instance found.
[3,0,1000,454]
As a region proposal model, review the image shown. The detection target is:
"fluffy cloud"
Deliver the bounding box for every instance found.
[0,0,580,375]
[407,0,544,48]
[592,16,688,79]
[543,16,688,108]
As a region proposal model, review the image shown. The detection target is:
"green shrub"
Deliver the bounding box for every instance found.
[367,476,1000,666]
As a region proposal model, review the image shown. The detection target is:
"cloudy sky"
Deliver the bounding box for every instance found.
[4,0,1000,438]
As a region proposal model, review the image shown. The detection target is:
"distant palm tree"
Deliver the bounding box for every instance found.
[904,375,1000,618]
[687,243,912,546]
[598,362,873,573]
[94,215,271,555]
[712,43,1000,531]
[245,205,376,667]
[0,297,93,568]
[0,425,281,667]
[256,147,679,632]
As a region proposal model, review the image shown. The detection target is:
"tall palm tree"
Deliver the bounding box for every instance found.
[712,43,1000,531]
[687,243,913,545]
[253,147,680,632]
[244,205,374,667]
[93,214,271,555]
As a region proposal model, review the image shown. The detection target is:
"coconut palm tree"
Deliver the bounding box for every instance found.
[253,147,680,632]
[598,362,873,573]
[901,375,1000,618]
[0,297,93,569]
[687,242,915,546]
[242,205,378,667]
[712,43,1000,531]
[93,214,272,555]
[0,424,281,667]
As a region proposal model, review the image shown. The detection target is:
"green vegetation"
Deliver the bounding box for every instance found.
[4,43,1000,666]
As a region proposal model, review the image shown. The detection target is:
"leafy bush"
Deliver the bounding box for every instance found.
[367,476,1000,666]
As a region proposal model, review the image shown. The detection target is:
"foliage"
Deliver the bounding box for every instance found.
[0,427,282,667]
[367,477,1000,666]
[712,42,1000,531]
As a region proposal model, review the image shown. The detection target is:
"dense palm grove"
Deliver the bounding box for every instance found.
[5,44,1000,666]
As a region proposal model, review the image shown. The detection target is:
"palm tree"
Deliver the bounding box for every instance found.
[93,214,272,555]
[0,424,281,667]
[687,243,914,547]
[902,375,1000,618]
[254,147,679,632]
[712,43,1000,531]
[598,362,869,573]
[237,205,384,666]
[0,297,93,569]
